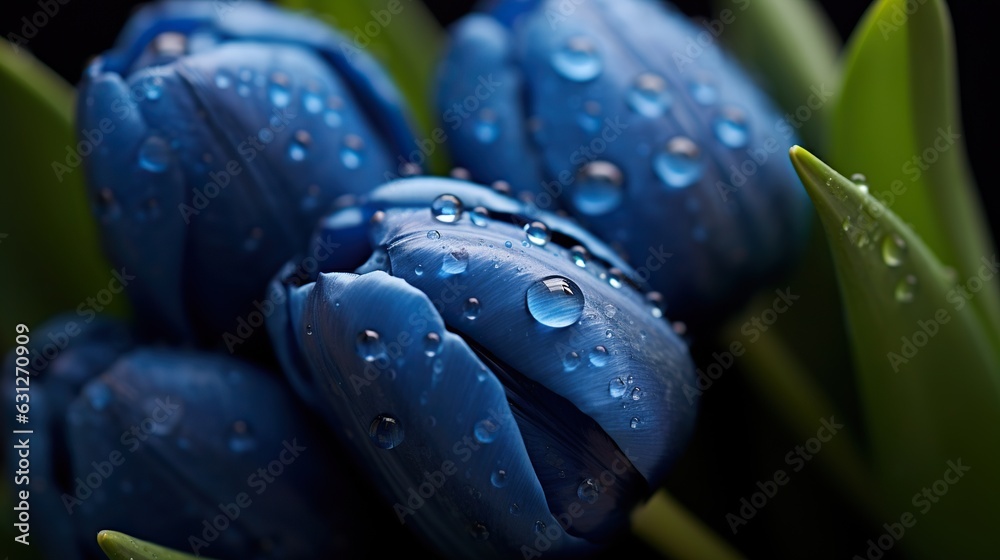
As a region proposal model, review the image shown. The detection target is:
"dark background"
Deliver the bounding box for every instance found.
[2,1,996,558]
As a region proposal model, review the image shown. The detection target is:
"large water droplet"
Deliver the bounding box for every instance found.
[369,414,404,449]
[590,346,609,367]
[570,246,589,268]
[627,73,672,117]
[895,275,918,303]
[526,276,585,328]
[228,421,256,452]
[442,248,470,275]
[470,207,489,227]
[881,234,907,267]
[524,221,551,246]
[341,135,364,169]
[655,137,703,188]
[138,136,170,173]
[268,73,291,108]
[474,418,500,443]
[573,161,624,216]
[463,298,482,320]
[609,377,627,398]
[577,478,601,504]
[287,130,311,162]
[432,194,464,223]
[714,107,750,148]
[356,329,387,362]
[551,36,602,82]
[491,469,508,488]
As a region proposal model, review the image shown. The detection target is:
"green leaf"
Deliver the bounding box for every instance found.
[832,0,1000,344]
[713,0,840,150]
[0,41,127,353]
[790,146,1000,559]
[98,530,211,560]
[632,490,745,560]
[281,0,445,171]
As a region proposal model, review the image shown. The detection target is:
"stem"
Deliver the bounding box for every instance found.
[632,490,745,560]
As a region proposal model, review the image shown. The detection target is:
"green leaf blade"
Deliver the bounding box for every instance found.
[791,146,1000,558]
[0,42,128,352]
[832,0,1000,344]
[98,530,212,560]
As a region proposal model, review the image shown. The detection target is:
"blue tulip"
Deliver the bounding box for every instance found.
[4,316,376,559]
[76,0,417,347]
[268,178,697,558]
[435,0,812,323]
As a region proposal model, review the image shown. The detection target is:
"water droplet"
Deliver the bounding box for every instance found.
[144,77,163,101]
[415,264,425,275]
[689,80,718,105]
[577,478,601,504]
[895,275,918,303]
[268,73,291,108]
[630,387,642,401]
[504,240,513,249]
[464,298,481,320]
[474,109,499,143]
[563,351,581,371]
[630,417,640,429]
[324,110,342,127]
[214,72,231,89]
[491,469,508,488]
[432,194,464,223]
[534,521,547,534]
[526,276,585,328]
[551,36,602,82]
[287,130,311,162]
[881,234,907,267]
[474,418,500,443]
[470,207,489,227]
[646,292,665,319]
[524,221,551,246]
[424,332,442,357]
[442,248,470,275]
[86,384,112,411]
[570,246,589,268]
[369,414,404,449]
[609,377,627,398]
[138,136,170,173]
[628,73,672,117]
[427,231,442,242]
[842,217,852,232]
[228,421,256,453]
[305,324,313,335]
[590,346,609,367]
[714,107,750,148]
[509,503,521,516]
[303,92,324,114]
[470,522,490,541]
[603,304,617,318]
[356,330,386,362]
[851,173,867,184]
[655,137,703,188]
[341,135,364,169]
[608,268,624,289]
[573,161,624,216]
